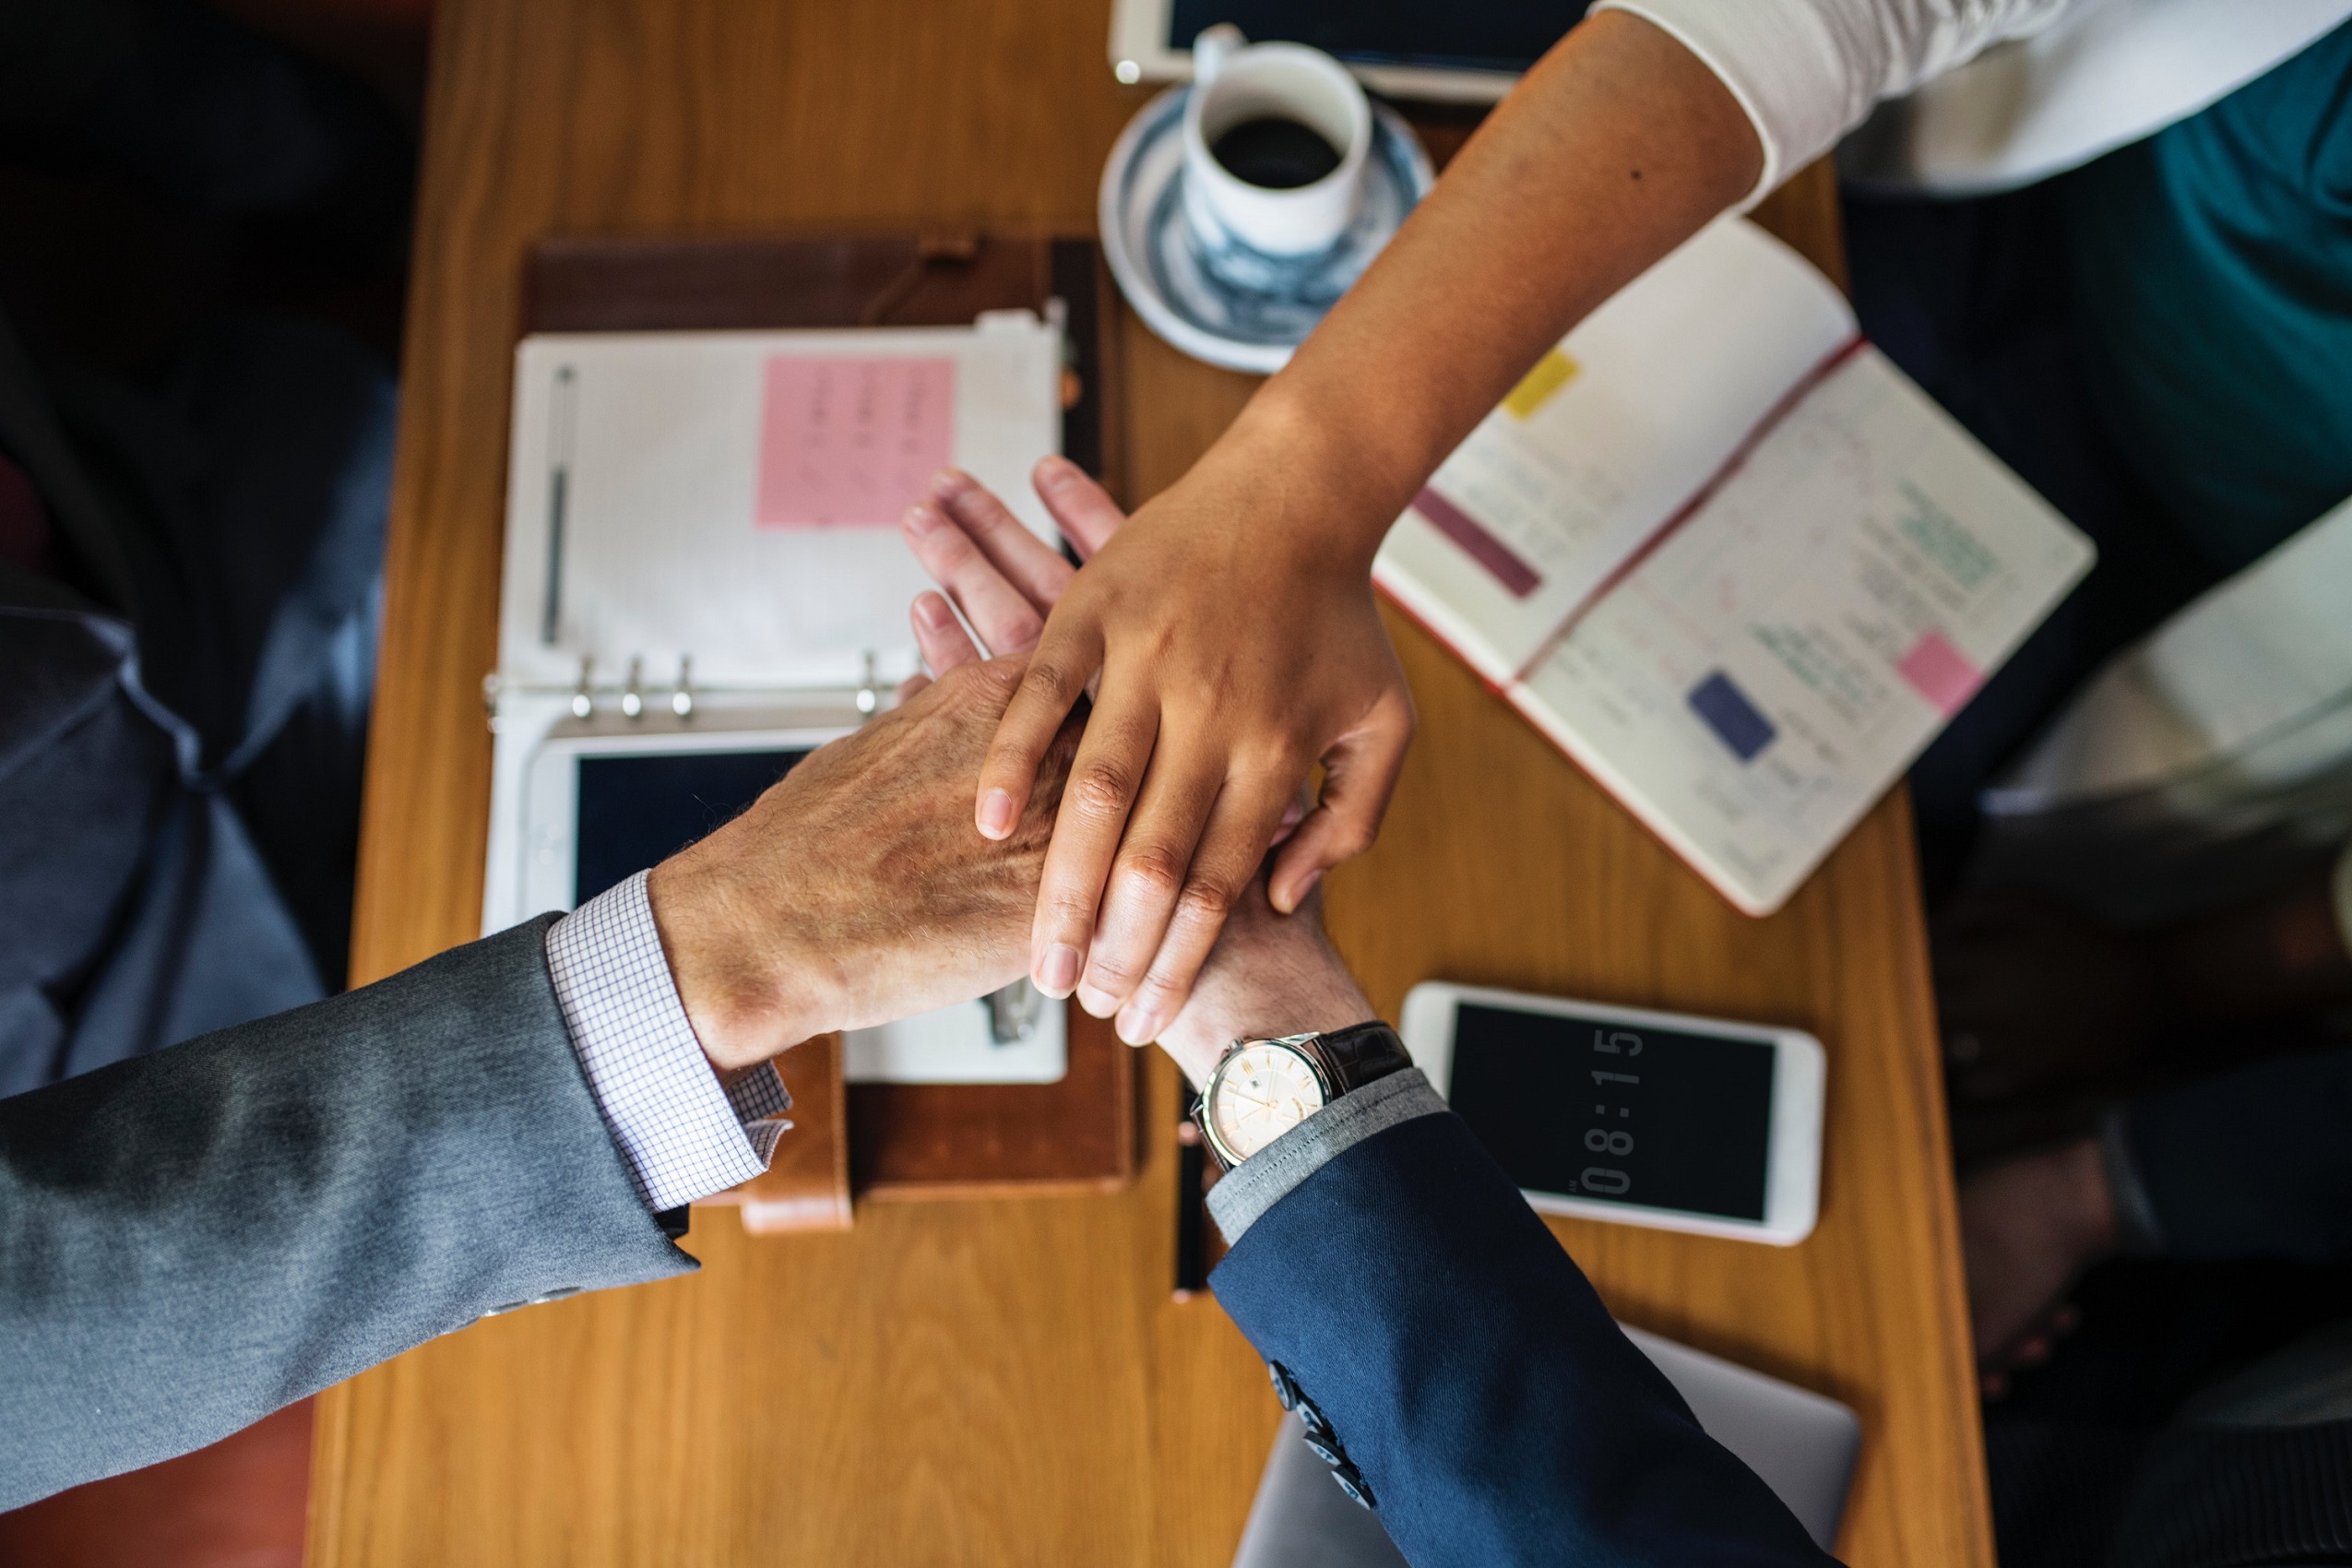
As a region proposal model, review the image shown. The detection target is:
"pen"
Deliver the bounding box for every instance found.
[540,363,577,647]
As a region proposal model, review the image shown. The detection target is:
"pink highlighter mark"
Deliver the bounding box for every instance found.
[756,356,956,528]
[1411,485,1541,599]
[1897,629,1981,716]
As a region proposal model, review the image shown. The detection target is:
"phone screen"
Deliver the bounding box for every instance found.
[1448,1002,1776,1221]
[573,748,812,906]
[1167,0,1589,75]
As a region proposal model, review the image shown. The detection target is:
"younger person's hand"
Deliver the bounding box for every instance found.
[920,453,1412,1047]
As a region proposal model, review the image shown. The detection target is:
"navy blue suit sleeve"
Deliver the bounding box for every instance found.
[1209,1111,1836,1567]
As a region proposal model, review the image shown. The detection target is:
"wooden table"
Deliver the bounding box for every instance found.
[312,2,1991,1563]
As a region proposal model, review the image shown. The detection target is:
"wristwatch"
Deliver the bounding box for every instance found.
[1193,1021,1412,1171]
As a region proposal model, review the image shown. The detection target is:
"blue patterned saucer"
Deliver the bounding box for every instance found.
[1099,87,1434,374]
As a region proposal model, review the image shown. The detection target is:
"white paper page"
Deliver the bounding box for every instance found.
[1990,493,2352,806]
[1515,348,2094,914]
[497,318,1061,692]
[1373,218,1856,681]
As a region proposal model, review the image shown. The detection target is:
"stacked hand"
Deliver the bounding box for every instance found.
[643,457,1374,1084]
[646,656,1080,1071]
[899,460,1376,1079]
[938,452,1412,1047]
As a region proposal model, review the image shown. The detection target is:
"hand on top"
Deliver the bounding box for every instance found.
[897,458,1378,1075]
[902,454,1412,1046]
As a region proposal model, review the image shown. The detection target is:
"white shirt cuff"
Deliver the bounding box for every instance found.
[544,871,792,1214]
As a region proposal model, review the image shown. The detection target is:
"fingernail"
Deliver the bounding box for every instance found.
[930,468,968,497]
[903,501,941,535]
[915,594,952,629]
[1075,982,1119,1018]
[1035,455,1075,487]
[1038,944,1082,995]
[1116,1004,1160,1045]
[1275,867,1321,913]
[977,789,1016,838]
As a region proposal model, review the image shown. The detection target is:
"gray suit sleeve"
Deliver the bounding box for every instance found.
[0,915,695,1509]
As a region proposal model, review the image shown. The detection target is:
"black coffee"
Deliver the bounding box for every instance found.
[1210,116,1341,189]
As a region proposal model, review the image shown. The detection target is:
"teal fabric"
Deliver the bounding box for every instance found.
[2063,19,2352,571]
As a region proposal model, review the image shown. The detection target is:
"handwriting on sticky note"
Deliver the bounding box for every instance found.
[756,356,956,528]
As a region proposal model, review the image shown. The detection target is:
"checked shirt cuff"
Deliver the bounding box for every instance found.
[545,871,792,1214]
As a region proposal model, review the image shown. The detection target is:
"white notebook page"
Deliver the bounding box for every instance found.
[1515,349,2095,913]
[1373,218,1856,681]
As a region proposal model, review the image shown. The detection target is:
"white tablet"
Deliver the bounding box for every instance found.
[514,711,1067,1085]
[1399,982,1824,1245]
[1107,0,1584,102]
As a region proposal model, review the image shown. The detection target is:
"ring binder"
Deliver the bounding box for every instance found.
[488,231,1138,1199]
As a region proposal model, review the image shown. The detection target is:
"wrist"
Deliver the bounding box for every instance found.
[1215,386,1419,574]
[645,852,842,1071]
[1157,932,1374,1087]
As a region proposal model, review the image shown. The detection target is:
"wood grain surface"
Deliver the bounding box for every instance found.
[314,2,1990,1563]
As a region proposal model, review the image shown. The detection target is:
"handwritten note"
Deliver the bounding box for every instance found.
[756,356,956,528]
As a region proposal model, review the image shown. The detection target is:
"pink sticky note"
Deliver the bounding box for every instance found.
[756,356,956,528]
[1897,629,1981,716]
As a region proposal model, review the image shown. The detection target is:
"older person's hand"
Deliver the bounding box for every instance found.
[646,657,1078,1070]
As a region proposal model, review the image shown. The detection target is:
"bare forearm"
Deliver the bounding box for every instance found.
[1217,10,1761,563]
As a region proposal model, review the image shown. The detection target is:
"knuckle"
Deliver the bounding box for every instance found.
[1116,845,1189,905]
[942,655,1018,710]
[1019,659,1075,707]
[971,655,1027,701]
[1085,948,1143,992]
[1175,872,1240,924]
[1070,762,1135,823]
[1128,971,1182,1016]
[1323,816,1377,861]
[1043,886,1100,932]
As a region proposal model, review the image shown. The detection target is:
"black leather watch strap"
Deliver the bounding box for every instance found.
[1314,1021,1412,1096]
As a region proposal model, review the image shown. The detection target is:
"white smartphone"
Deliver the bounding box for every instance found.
[1106,0,1585,102]
[1399,982,1825,1245]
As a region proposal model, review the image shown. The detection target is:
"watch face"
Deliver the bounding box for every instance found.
[1209,1041,1327,1161]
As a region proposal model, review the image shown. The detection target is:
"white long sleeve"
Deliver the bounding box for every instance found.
[1594,0,2075,198]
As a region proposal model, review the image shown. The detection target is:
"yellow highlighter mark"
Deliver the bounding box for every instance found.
[1503,348,1579,420]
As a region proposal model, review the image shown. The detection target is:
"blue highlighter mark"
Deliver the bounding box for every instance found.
[1689,671,1776,762]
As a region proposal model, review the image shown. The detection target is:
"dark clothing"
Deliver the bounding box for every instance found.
[2128,1045,2352,1265]
[1210,1110,1833,1568]
[0,916,692,1509]
[1854,30,2352,1567]
[0,0,404,1092]
[2062,19,2352,571]
[0,304,390,1096]
[1850,20,2352,899]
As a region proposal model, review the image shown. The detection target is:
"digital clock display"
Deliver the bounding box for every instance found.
[1446,1003,1776,1221]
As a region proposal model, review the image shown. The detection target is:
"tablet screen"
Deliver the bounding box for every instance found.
[1447,1002,1775,1221]
[1168,1,1588,75]
[574,748,812,906]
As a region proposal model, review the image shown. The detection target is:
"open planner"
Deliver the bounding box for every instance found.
[1375,218,2097,915]
[482,309,1068,1082]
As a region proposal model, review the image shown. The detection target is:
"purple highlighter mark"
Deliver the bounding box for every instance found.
[1411,485,1541,600]
[1896,630,1981,717]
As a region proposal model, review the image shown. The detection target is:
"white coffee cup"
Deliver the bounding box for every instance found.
[1181,25,1372,262]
